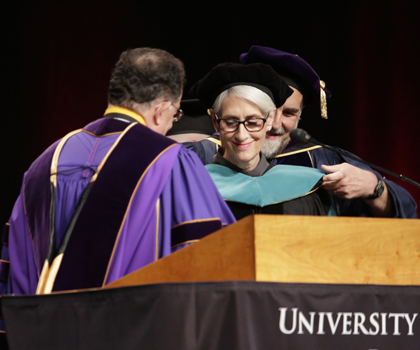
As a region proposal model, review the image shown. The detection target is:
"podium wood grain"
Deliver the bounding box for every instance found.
[106,215,420,288]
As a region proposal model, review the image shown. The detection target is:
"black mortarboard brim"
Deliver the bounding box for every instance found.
[239,45,331,119]
[190,62,293,109]
[166,99,214,136]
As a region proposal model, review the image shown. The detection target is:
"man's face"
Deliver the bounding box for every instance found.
[261,87,303,158]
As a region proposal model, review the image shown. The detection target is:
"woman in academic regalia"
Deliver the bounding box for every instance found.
[192,62,336,220]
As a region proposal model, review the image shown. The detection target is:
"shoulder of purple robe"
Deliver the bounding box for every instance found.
[162,146,236,251]
[103,144,236,284]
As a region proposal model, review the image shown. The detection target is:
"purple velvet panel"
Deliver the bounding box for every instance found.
[53,122,177,291]
[23,139,60,275]
[2,224,9,246]
[171,220,222,248]
[83,117,129,135]
[0,260,9,282]
[271,149,313,168]
[104,145,180,284]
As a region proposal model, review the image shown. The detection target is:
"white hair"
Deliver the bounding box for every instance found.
[212,85,275,115]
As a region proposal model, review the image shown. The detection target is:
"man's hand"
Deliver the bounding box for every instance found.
[321,163,394,217]
[321,163,378,199]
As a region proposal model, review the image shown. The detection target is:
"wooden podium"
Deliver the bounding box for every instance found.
[106,215,420,288]
[4,215,420,350]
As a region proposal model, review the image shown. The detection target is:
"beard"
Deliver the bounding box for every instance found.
[261,126,289,158]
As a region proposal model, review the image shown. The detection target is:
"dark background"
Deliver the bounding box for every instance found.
[1,0,419,224]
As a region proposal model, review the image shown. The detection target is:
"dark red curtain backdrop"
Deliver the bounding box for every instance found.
[1,0,419,223]
[352,1,420,215]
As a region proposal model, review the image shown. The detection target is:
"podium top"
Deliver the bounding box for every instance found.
[107,215,420,288]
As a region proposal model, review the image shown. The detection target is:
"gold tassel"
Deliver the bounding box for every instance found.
[320,80,328,119]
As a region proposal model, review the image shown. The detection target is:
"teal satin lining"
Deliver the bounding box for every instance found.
[205,164,325,207]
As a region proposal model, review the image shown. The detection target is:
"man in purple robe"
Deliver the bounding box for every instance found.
[0,47,236,307]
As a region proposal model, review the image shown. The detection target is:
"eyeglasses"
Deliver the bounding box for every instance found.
[215,112,270,132]
[170,103,183,122]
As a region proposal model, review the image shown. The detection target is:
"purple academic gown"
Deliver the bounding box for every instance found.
[0,109,235,300]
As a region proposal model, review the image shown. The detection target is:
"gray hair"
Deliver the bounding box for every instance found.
[212,85,275,115]
[108,47,186,110]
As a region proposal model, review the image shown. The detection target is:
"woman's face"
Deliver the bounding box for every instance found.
[214,96,272,172]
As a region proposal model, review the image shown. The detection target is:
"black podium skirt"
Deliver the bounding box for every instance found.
[2,281,420,350]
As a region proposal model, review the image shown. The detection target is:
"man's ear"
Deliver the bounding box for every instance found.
[209,109,219,131]
[153,101,172,125]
